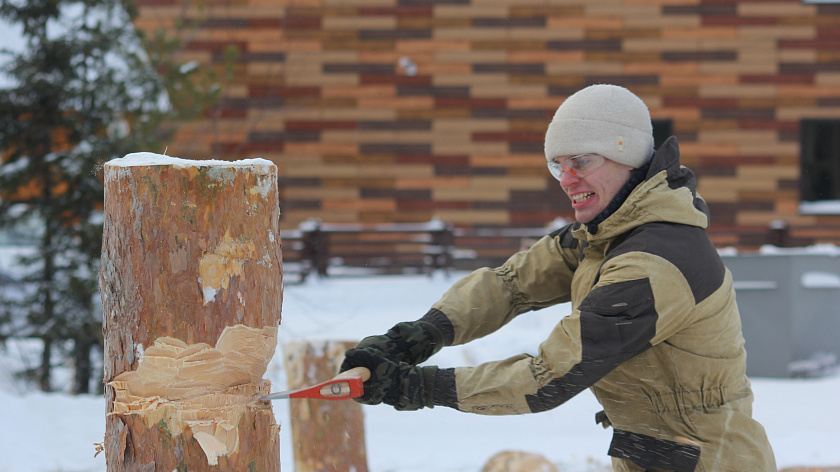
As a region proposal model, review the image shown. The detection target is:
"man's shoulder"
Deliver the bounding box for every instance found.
[548,222,582,249]
[610,222,726,303]
[610,222,719,265]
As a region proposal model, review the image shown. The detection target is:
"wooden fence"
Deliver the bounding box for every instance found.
[279,218,799,284]
[279,219,558,284]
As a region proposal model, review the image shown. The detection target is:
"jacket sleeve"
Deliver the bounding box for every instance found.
[436,247,700,415]
[429,225,580,347]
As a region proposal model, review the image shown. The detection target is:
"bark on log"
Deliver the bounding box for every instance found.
[99,153,283,471]
[284,341,368,472]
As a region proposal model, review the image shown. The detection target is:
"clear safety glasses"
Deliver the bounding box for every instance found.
[547,153,606,181]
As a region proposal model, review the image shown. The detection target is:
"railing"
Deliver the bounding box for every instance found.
[279,218,816,284]
[279,219,457,283]
[278,218,571,284]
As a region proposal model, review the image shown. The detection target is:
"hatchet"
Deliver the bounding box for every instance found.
[261,366,370,401]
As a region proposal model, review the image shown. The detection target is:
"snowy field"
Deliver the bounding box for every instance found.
[1,272,839,472]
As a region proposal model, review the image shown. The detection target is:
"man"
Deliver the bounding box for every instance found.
[341,84,776,471]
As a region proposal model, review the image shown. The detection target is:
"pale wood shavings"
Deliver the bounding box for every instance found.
[109,324,277,466]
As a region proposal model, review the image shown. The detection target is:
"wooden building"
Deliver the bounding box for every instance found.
[132,0,840,263]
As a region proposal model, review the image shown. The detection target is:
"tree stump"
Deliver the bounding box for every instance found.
[481,451,559,472]
[284,341,368,472]
[779,468,840,472]
[99,153,283,471]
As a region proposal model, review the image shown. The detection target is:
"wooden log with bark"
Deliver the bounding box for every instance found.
[481,451,559,472]
[99,153,283,471]
[284,340,369,472]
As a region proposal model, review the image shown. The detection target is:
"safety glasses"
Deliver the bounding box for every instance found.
[547,153,606,181]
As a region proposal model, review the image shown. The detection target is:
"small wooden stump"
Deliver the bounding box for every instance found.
[284,341,368,472]
[779,468,840,472]
[99,153,283,471]
[481,451,559,472]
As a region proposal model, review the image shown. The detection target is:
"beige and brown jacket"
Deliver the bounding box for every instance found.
[423,137,776,472]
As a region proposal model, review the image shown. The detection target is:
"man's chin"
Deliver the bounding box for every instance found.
[574,207,598,224]
[572,196,607,224]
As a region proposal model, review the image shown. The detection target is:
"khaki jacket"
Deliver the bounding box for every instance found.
[427,138,776,471]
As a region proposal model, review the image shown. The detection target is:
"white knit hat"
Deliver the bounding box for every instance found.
[544,84,654,169]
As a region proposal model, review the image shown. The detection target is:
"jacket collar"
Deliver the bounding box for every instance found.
[574,136,710,243]
[585,158,653,234]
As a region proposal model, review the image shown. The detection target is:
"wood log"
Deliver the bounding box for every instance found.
[99,153,283,471]
[481,451,559,472]
[284,341,368,472]
[779,468,840,472]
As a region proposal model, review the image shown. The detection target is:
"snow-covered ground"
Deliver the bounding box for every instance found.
[1,272,839,472]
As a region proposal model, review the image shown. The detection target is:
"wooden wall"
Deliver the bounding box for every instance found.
[133,0,840,250]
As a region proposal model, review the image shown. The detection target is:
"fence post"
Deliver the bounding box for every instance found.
[302,220,330,277]
[768,219,791,247]
[432,222,455,273]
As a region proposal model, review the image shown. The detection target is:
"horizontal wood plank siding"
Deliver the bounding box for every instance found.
[134,0,840,255]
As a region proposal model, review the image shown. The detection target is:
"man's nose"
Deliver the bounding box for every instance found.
[559,169,580,186]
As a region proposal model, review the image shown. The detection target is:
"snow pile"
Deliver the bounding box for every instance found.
[107,152,274,168]
[759,244,840,256]
[1,273,839,472]
[801,271,840,289]
[799,200,840,215]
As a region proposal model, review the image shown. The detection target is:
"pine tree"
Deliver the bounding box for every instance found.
[0,0,220,393]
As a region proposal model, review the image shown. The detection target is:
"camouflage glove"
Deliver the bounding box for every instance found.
[352,319,446,366]
[341,348,437,411]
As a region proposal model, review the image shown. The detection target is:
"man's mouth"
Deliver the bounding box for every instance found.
[571,192,594,204]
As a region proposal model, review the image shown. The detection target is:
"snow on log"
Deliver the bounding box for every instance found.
[284,341,369,472]
[99,153,282,471]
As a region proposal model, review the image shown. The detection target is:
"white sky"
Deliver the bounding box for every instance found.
[0,17,25,87]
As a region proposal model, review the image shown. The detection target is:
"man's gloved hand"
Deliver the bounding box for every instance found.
[341,347,437,411]
[353,319,445,365]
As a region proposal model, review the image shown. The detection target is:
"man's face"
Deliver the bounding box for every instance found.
[550,154,635,224]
